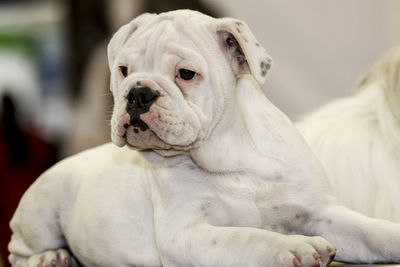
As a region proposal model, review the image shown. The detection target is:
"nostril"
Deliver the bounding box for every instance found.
[139,93,147,106]
[138,88,159,105]
[128,92,136,105]
[147,90,160,103]
[141,90,159,104]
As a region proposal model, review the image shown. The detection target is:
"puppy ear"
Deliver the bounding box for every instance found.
[216,18,273,84]
[236,74,306,159]
[107,13,155,71]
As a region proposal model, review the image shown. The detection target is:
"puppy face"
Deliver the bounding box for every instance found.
[108,10,272,157]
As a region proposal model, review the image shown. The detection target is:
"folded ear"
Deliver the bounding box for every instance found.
[107,13,155,71]
[236,75,303,159]
[216,18,273,84]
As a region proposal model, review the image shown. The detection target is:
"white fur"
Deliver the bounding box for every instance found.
[8,11,400,267]
[297,47,400,222]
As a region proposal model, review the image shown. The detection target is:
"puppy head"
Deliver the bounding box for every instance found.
[107,10,272,158]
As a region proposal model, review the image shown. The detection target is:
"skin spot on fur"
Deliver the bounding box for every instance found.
[273,206,279,210]
[270,224,278,231]
[202,202,212,209]
[134,128,139,133]
[212,239,218,246]
[260,60,271,77]
[274,173,283,180]
[201,201,212,217]
[294,212,310,223]
[187,165,196,170]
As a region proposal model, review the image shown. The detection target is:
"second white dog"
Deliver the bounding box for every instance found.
[298,47,400,222]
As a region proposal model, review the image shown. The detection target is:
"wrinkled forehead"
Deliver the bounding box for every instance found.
[129,11,215,43]
[126,20,195,52]
[119,15,216,69]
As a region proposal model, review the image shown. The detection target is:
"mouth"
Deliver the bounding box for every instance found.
[125,119,149,133]
[117,113,148,139]
[117,111,200,156]
[114,86,200,152]
[118,110,170,150]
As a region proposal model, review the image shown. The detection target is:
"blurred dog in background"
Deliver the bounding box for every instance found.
[297,47,400,222]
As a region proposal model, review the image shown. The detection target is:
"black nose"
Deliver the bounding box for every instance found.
[127,85,160,108]
[125,86,160,131]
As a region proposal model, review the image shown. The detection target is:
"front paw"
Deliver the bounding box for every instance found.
[274,235,336,267]
[27,249,79,267]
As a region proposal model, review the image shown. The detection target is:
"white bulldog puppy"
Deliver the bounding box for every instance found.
[8,10,400,267]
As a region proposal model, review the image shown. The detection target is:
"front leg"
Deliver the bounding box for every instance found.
[155,210,336,266]
[305,205,400,263]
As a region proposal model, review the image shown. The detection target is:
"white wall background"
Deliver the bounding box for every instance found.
[205,0,400,119]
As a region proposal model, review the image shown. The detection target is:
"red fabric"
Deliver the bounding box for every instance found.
[0,129,56,266]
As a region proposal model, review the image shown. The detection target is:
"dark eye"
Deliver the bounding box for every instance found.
[178,69,196,80]
[119,66,128,77]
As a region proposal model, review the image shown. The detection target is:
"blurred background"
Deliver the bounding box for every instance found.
[0,0,398,265]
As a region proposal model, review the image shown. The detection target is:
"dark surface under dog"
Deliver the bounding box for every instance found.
[331,262,400,266]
